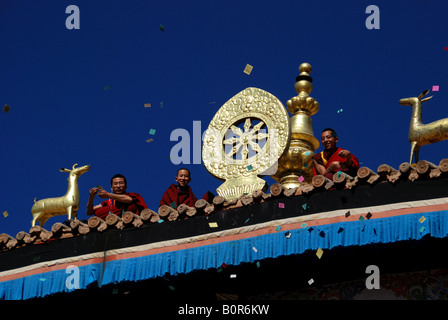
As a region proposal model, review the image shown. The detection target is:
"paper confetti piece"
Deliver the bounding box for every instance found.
[337,108,343,114]
[444,47,448,50]
[39,278,46,282]
[217,267,223,273]
[168,285,175,291]
[112,288,119,294]
[256,261,261,268]
[319,230,325,238]
[104,86,110,90]
[302,203,309,210]
[278,203,285,209]
[419,216,426,223]
[159,24,165,32]
[146,138,154,143]
[345,211,351,218]
[221,262,228,268]
[149,128,156,135]
[298,176,305,182]
[209,222,218,228]
[243,64,253,75]
[419,226,426,233]
[2,211,8,218]
[246,165,253,171]
[304,162,309,168]
[160,101,164,108]
[308,278,314,285]
[337,227,344,233]
[285,231,291,239]
[366,212,372,220]
[252,247,258,253]
[300,222,308,228]
[157,219,164,223]
[359,216,365,222]
[230,274,237,278]
[316,247,323,259]
[432,85,439,92]
[275,225,282,232]
[3,104,10,113]
[144,103,151,108]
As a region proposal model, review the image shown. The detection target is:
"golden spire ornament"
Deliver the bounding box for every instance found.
[270,62,320,188]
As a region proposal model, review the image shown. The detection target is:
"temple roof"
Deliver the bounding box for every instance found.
[0,159,447,251]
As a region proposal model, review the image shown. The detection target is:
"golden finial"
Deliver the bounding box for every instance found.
[270,62,320,188]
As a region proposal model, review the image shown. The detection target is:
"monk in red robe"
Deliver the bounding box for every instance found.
[312,128,359,179]
[87,174,148,220]
[160,168,214,208]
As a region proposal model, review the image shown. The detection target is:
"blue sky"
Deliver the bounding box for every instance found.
[1,0,447,236]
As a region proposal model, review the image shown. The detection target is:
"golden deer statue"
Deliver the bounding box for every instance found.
[399,89,448,163]
[31,163,90,227]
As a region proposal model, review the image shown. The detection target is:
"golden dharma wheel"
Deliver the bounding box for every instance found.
[202,87,290,200]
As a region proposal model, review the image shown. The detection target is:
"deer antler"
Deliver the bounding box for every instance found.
[418,89,430,100]
[72,163,78,170]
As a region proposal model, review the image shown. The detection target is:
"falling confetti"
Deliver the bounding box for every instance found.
[144,103,151,108]
[285,231,291,239]
[2,211,8,218]
[300,222,308,228]
[160,101,164,108]
[246,165,253,171]
[432,85,439,92]
[230,274,237,278]
[316,247,323,259]
[359,216,365,222]
[243,64,253,75]
[146,138,154,143]
[3,104,10,113]
[298,176,305,182]
[252,247,258,253]
[149,128,156,135]
[160,24,165,32]
[275,225,282,232]
[209,222,218,228]
[278,203,285,209]
[419,226,426,233]
[366,212,373,220]
[221,262,228,268]
[104,86,110,90]
[345,211,351,218]
[337,108,343,114]
[302,203,309,210]
[419,216,426,223]
[308,278,314,285]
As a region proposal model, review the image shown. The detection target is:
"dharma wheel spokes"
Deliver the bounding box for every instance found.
[223,117,268,161]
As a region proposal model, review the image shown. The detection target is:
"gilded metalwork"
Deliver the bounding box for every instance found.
[400,89,448,163]
[31,163,90,227]
[202,87,290,200]
[270,63,320,189]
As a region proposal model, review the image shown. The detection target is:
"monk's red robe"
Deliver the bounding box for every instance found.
[94,192,148,220]
[160,184,198,208]
[312,147,359,179]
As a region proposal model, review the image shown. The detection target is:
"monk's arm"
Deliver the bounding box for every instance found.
[313,159,328,175]
[109,193,133,203]
[87,188,102,216]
